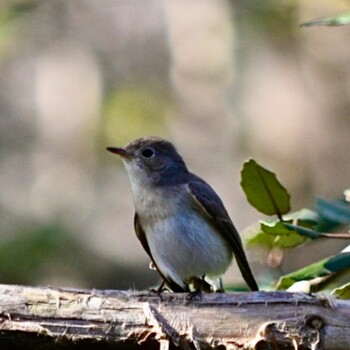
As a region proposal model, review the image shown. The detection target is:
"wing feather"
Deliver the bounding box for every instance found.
[186,181,259,291]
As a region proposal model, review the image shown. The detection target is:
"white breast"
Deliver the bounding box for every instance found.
[138,191,233,289]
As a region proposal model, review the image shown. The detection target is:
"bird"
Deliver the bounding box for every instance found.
[107,136,258,296]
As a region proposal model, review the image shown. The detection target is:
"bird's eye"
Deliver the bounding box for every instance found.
[141,148,155,158]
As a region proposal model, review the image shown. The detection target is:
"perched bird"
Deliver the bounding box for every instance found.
[107,137,258,295]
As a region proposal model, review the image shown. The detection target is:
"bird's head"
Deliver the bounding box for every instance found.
[107,136,189,187]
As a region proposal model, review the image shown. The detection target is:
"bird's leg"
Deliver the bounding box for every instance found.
[216,278,225,293]
[186,287,202,301]
[148,280,169,294]
[200,277,213,293]
[156,280,166,293]
[148,280,171,302]
[186,275,208,301]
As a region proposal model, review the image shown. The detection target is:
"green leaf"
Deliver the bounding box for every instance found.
[245,223,277,249]
[331,282,350,299]
[276,252,350,290]
[324,252,350,273]
[246,219,307,249]
[241,159,291,217]
[262,220,308,248]
[245,209,317,249]
[301,12,350,27]
[316,198,350,225]
[277,258,330,290]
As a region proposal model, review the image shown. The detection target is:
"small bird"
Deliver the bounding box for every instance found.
[107,137,258,295]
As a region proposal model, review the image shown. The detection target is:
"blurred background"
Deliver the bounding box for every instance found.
[0,0,349,290]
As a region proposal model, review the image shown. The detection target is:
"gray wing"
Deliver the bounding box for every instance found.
[186,181,259,291]
[134,213,189,292]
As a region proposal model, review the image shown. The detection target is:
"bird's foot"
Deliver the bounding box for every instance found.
[216,288,225,293]
[216,278,225,293]
[148,288,164,302]
[148,281,171,301]
[186,289,202,301]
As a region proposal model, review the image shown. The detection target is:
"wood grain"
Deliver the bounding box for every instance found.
[0,284,349,349]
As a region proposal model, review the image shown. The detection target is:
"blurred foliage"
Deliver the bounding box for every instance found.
[301,11,350,27]
[0,0,40,17]
[0,1,41,61]
[0,224,63,283]
[102,85,171,147]
[316,198,350,226]
[241,159,350,297]
[345,189,350,202]
[0,223,158,289]
[233,0,299,43]
[276,252,350,290]
[332,282,350,299]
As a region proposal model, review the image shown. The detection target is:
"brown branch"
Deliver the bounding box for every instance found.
[320,232,350,239]
[0,284,349,349]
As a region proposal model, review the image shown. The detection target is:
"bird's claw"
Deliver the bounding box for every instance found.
[186,289,202,301]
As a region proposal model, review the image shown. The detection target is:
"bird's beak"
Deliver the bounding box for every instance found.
[106,147,133,159]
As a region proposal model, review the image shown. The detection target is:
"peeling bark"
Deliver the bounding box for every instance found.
[0,284,349,349]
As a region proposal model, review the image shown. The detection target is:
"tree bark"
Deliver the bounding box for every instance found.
[0,284,349,349]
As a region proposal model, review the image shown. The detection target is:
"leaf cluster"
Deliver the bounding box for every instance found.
[240,159,350,298]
